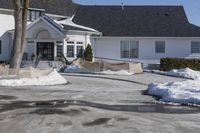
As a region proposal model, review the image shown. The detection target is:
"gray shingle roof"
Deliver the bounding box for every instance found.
[0,0,77,17]
[73,5,200,37]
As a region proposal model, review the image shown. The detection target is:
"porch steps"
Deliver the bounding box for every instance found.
[37,61,51,69]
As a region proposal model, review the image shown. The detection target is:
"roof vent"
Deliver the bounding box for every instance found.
[121,3,124,11]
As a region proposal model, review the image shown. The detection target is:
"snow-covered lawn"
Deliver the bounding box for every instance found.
[147,68,200,106]
[166,68,200,80]
[0,69,67,86]
[64,64,134,75]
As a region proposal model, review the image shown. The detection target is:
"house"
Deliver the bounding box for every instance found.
[0,0,200,67]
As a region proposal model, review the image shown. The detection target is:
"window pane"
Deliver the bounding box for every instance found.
[67,41,75,44]
[77,46,83,58]
[121,41,129,58]
[57,45,63,58]
[67,45,74,57]
[191,41,200,54]
[130,41,139,58]
[77,42,83,44]
[155,41,165,53]
[31,11,36,21]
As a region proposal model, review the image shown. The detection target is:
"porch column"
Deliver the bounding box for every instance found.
[54,41,57,60]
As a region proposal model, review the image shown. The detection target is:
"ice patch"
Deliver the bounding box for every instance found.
[0,69,67,86]
[167,68,200,80]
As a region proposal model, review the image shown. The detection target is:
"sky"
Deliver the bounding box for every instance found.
[73,0,200,26]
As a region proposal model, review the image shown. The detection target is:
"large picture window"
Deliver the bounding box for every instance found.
[191,41,200,54]
[121,40,139,58]
[67,45,74,57]
[155,41,165,53]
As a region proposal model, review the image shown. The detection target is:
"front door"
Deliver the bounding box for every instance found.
[37,42,54,61]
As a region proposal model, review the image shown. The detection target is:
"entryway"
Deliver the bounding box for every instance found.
[37,42,54,61]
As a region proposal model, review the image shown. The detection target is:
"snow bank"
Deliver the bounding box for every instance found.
[0,69,67,86]
[167,68,200,80]
[98,70,133,75]
[64,64,133,75]
[64,64,91,73]
[147,80,200,105]
[147,68,200,106]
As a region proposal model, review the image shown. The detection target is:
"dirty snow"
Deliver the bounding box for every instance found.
[167,68,200,80]
[64,64,133,75]
[64,64,91,73]
[0,69,67,86]
[147,68,200,106]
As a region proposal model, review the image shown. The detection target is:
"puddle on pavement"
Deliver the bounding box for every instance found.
[0,99,200,115]
[83,118,111,126]
[0,95,18,100]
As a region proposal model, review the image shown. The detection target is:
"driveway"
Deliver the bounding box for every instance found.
[0,73,200,133]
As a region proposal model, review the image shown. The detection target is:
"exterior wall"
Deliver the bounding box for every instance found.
[0,33,12,61]
[65,34,87,61]
[0,12,14,61]
[92,37,199,63]
[0,13,14,37]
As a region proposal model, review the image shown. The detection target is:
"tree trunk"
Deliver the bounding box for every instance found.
[10,0,23,74]
[10,0,30,75]
[20,0,30,60]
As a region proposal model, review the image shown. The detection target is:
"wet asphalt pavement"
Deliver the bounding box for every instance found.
[0,73,200,133]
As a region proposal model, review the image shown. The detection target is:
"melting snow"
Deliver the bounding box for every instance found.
[167,68,200,80]
[0,69,67,86]
[147,68,200,106]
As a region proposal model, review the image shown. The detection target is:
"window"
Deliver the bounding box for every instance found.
[191,41,200,54]
[121,40,139,58]
[67,41,75,44]
[155,41,165,53]
[57,45,63,58]
[67,45,74,57]
[28,10,42,21]
[0,40,1,54]
[77,46,83,58]
[77,42,83,44]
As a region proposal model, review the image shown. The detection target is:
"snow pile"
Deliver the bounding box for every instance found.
[99,70,133,75]
[0,69,67,86]
[167,68,200,80]
[147,68,200,106]
[147,80,200,105]
[64,64,134,75]
[64,64,91,73]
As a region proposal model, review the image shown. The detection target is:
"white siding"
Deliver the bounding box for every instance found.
[92,37,198,62]
[0,13,14,61]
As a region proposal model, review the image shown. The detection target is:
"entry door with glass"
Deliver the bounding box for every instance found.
[37,42,54,61]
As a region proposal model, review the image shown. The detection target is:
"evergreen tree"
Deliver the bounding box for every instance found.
[84,45,93,62]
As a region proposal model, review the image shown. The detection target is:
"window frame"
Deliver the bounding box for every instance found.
[155,41,165,54]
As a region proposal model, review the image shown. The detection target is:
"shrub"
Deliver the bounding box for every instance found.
[84,44,93,62]
[160,58,200,71]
